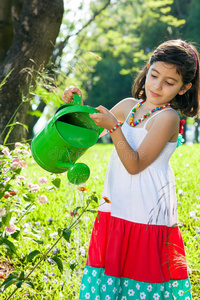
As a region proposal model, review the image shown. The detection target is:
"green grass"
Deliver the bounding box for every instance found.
[0,144,200,299]
[171,144,200,298]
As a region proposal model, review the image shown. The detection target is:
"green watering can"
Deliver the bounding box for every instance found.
[31,94,103,185]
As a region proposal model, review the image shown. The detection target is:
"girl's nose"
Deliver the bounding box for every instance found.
[154,80,162,90]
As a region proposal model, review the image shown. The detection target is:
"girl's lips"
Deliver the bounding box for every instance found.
[150,91,160,97]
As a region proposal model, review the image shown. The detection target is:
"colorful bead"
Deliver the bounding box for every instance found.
[129,101,170,127]
[107,122,122,134]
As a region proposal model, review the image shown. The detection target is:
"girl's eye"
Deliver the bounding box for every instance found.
[166,82,174,86]
[151,74,157,78]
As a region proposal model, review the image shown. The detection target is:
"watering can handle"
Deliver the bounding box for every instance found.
[73,93,81,105]
[52,93,82,125]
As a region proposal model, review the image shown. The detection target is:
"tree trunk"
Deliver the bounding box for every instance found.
[0,0,13,64]
[0,0,64,147]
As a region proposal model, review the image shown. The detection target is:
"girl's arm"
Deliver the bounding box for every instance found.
[99,97,138,138]
[62,86,138,138]
[109,97,138,123]
[62,86,137,119]
[90,106,179,174]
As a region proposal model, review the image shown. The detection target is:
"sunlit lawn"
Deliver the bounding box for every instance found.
[0,143,199,299]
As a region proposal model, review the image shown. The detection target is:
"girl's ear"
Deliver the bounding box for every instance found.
[178,83,192,95]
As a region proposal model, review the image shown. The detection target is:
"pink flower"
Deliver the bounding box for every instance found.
[0,208,6,216]
[12,162,20,168]
[14,149,21,154]
[38,177,47,184]
[15,142,23,148]
[12,158,19,163]
[6,224,17,234]
[23,149,31,156]
[29,183,40,192]
[2,148,10,157]
[12,159,20,168]
[17,176,25,181]
[20,160,27,168]
[38,195,48,204]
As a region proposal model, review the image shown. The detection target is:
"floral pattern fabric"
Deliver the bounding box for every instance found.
[79,266,192,300]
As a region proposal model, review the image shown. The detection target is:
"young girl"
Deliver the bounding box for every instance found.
[62,39,199,299]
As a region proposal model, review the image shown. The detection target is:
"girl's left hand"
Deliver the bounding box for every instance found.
[89,105,118,130]
[62,86,82,104]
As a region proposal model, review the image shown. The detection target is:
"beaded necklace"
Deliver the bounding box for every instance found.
[130,100,170,127]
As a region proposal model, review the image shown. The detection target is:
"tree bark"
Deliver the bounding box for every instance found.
[0,0,13,64]
[0,0,64,147]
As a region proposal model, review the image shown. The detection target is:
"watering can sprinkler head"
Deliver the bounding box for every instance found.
[31,94,103,185]
[67,163,90,185]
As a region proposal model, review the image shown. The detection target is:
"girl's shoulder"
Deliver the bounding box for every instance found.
[111,97,139,122]
[119,97,139,107]
[146,107,180,138]
[155,107,180,123]
[118,97,139,118]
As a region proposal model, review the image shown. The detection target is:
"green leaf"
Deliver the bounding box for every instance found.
[27,250,41,262]
[30,228,41,239]
[72,206,81,216]
[1,278,20,290]
[0,238,17,254]
[32,239,44,245]
[2,211,12,226]
[90,193,98,203]
[0,272,19,290]
[69,262,78,271]
[52,178,61,188]
[58,228,63,236]
[24,203,32,210]
[28,110,42,118]
[25,281,34,289]
[1,272,18,284]
[63,229,71,242]
[93,196,98,203]
[11,230,21,240]
[50,256,63,273]
[0,69,13,89]
[15,167,22,175]
[19,271,25,280]
[23,193,35,202]
[7,121,29,132]
[86,209,97,214]
[16,280,23,288]
[0,191,4,198]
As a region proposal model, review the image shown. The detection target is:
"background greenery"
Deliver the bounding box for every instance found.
[60,0,200,109]
[35,0,200,142]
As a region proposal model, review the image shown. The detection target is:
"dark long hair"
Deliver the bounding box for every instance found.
[132,40,200,117]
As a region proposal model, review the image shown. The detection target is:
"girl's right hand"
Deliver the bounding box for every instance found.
[62,86,83,104]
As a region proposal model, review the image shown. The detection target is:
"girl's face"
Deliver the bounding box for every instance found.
[145,61,191,107]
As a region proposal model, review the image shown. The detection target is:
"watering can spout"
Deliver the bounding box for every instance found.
[55,161,73,170]
[31,94,103,185]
